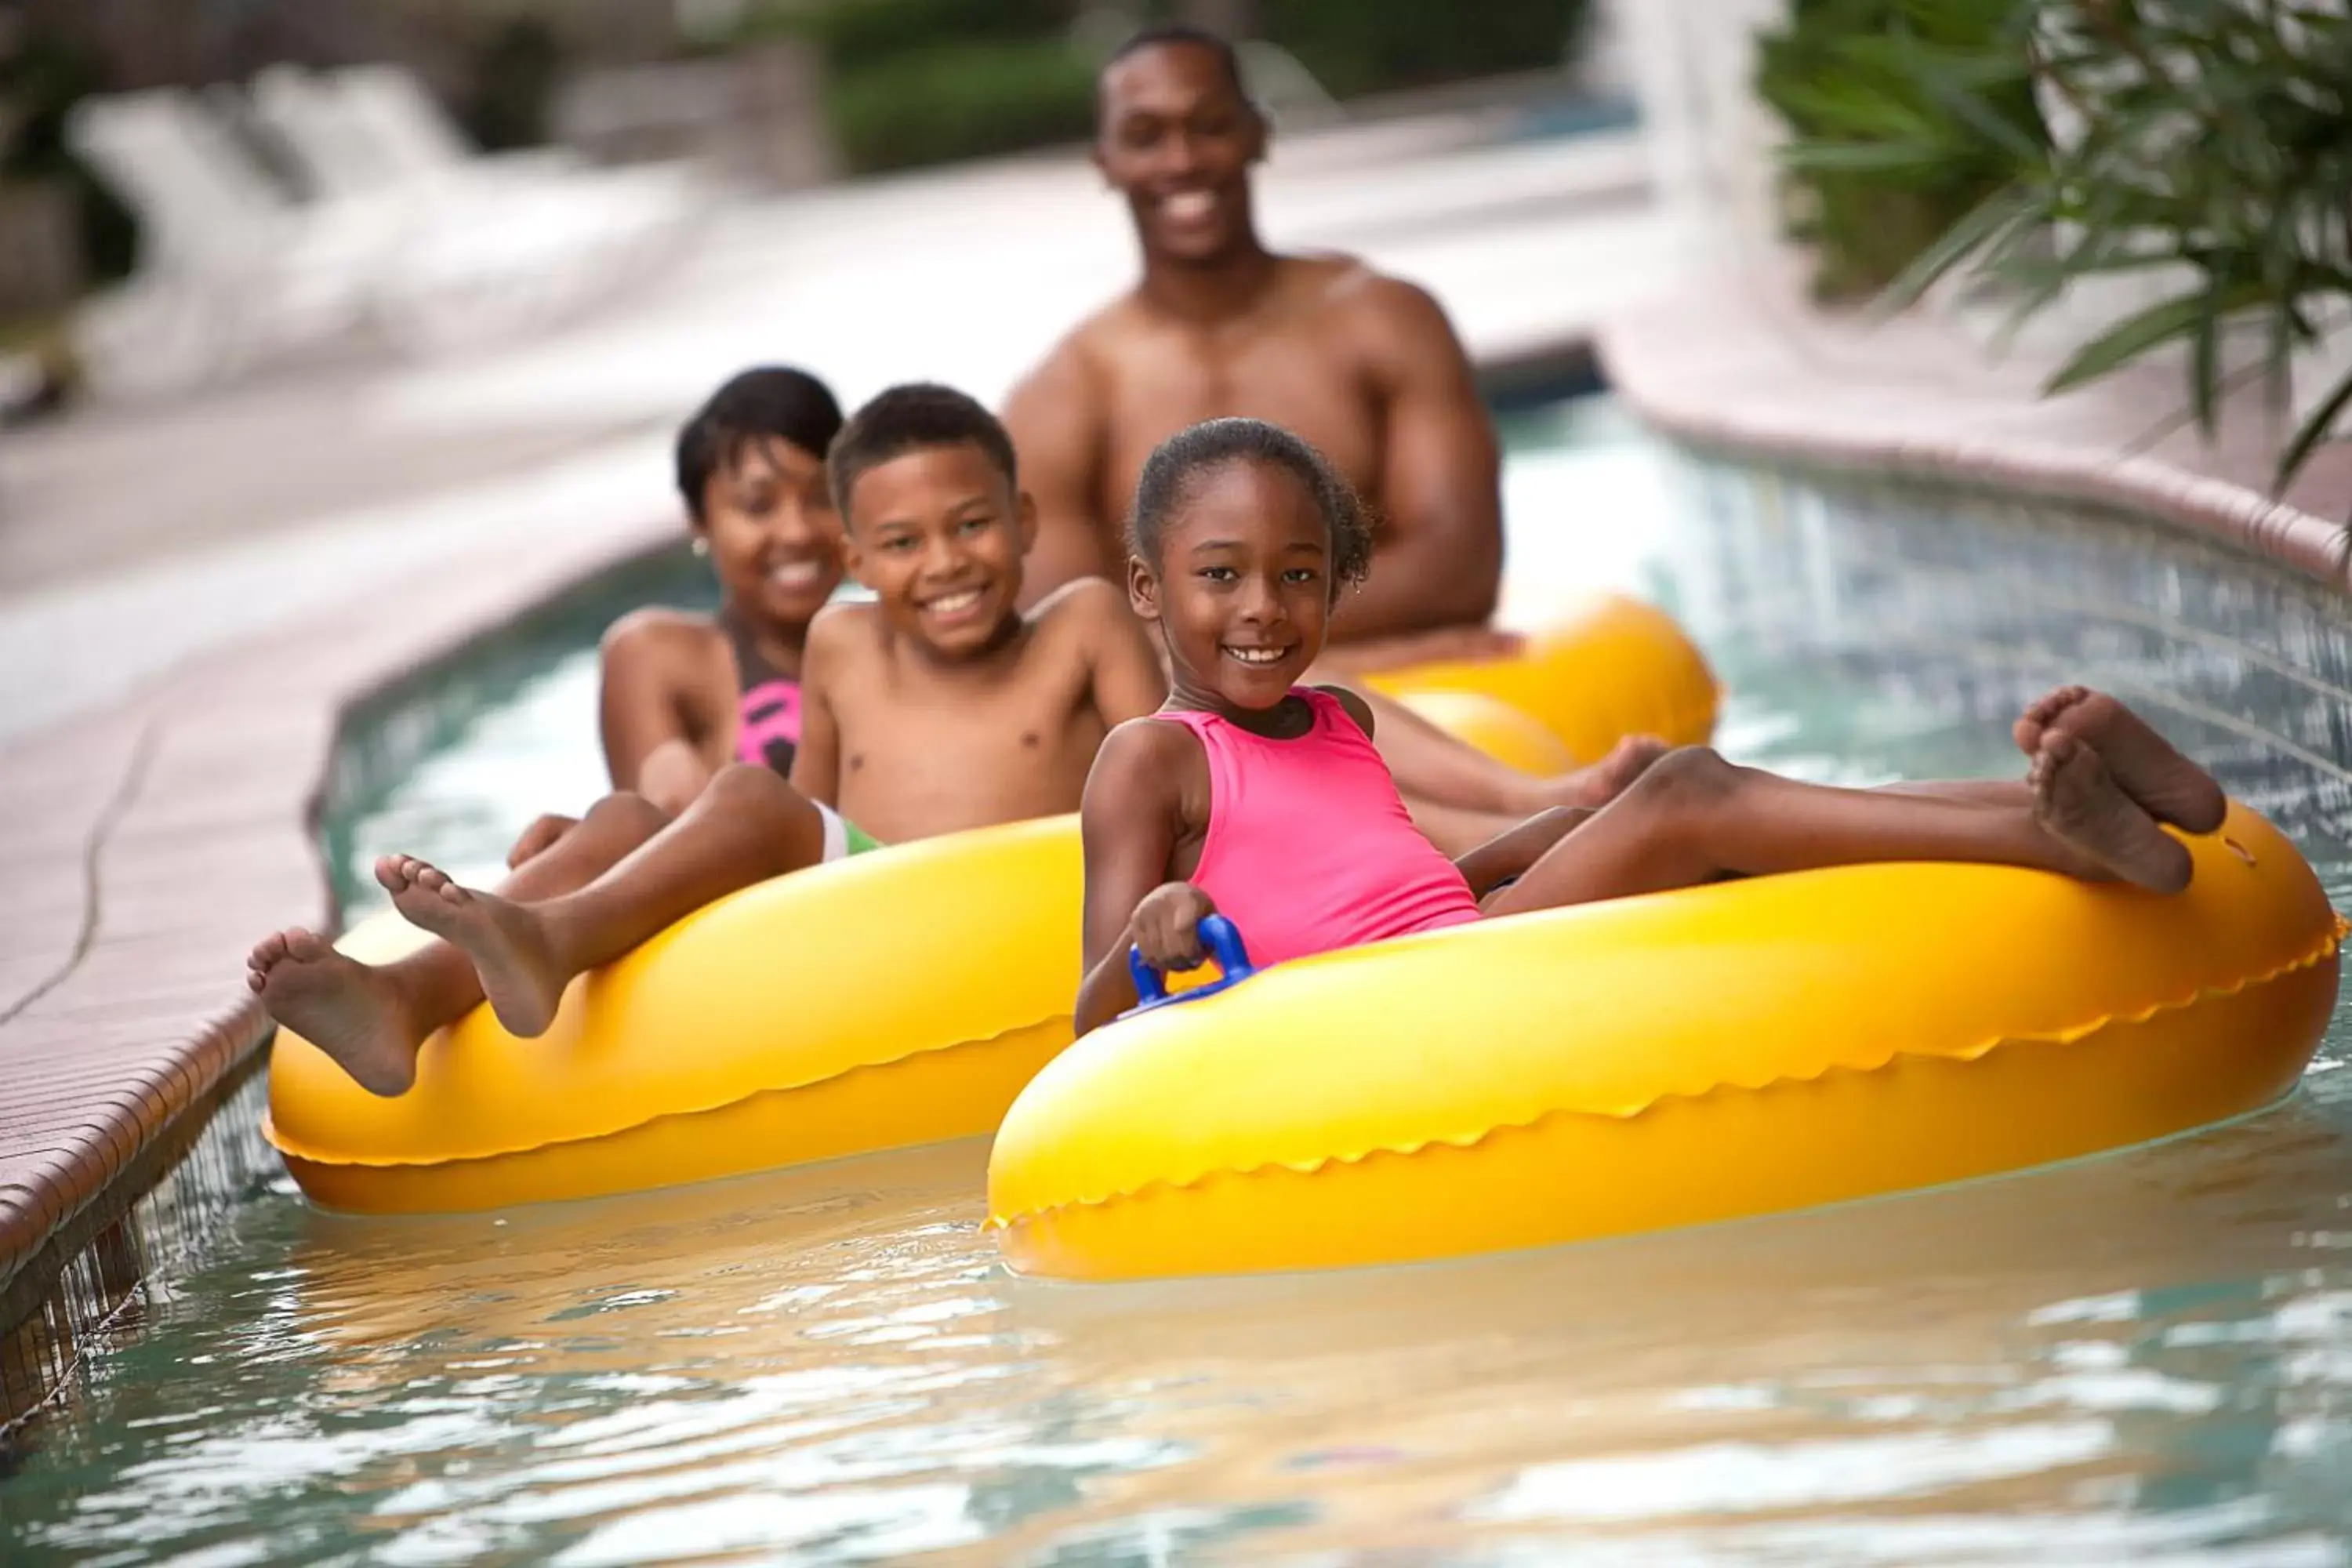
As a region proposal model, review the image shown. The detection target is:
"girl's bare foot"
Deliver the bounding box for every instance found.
[248,929,420,1098]
[2016,688,2226,833]
[376,855,570,1038]
[1548,735,1671,810]
[2031,735,2192,894]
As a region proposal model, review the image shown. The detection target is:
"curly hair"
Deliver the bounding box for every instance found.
[1125,418,1374,590]
[827,383,1016,521]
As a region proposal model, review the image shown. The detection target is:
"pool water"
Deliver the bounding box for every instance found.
[7,400,2352,1565]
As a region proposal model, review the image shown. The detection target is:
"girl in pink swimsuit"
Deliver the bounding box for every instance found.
[1073,418,2228,1036]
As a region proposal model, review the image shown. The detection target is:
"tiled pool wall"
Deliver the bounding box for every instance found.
[1667,455,2352,866]
[7,431,2349,1454]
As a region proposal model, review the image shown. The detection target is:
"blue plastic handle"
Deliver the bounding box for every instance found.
[1120,913,1257,1020]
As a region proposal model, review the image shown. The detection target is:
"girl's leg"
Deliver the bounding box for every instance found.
[1486,738,2190,919]
[249,790,672,1096]
[1348,684,1668,816]
[379,764,827,1039]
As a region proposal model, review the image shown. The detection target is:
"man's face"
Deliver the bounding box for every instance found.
[1094,42,1264,266]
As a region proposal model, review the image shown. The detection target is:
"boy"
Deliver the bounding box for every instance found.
[249,384,1164,1095]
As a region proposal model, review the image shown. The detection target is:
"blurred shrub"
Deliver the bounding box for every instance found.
[1756,0,2046,302]
[783,0,1077,74]
[1254,0,1591,99]
[1865,1,2352,491]
[826,38,1095,173]
[0,24,134,282]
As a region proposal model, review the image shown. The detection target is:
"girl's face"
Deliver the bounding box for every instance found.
[695,436,843,632]
[1129,459,1333,715]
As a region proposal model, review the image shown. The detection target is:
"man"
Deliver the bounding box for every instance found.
[1004,24,1510,671]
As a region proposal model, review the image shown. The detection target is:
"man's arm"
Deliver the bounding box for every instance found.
[1002,341,1116,608]
[1338,278,1504,642]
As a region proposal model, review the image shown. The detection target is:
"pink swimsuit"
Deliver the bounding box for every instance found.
[1157,690,1483,967]
[725,615,802,774]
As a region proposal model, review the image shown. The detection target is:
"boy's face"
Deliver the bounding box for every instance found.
[696,436,843,630]
[841,442,1033,659]
[1129,459,1330,712]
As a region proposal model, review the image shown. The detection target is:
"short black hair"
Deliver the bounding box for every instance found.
[674,367,844,521]
[826,383,1018,521]
[1127,417,1374,589]
[1097,24,1254,125]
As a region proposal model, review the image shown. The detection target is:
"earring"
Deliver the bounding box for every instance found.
[691,536,710,557]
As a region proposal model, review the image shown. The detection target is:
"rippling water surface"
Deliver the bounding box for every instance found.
[7,401,2351,1565]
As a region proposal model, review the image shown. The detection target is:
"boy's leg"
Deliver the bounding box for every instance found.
[381,764,828,1040]
[1485,739,2190,919]
[1350,684,1666,815]
[249,790,672,1097]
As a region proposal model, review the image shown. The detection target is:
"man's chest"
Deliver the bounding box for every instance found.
[1098,343,1385,504]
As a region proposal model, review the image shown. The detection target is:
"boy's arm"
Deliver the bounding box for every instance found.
[1078,578,1171,724]
[1455,806,1592,898]
[1004,344,1115,607]
[786,609,850,806]
[1075,722,1194,1036]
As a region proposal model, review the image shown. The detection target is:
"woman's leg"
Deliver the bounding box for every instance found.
[378,764,828,1040]
[249,789,672,1095]
[1485,737,2192,919]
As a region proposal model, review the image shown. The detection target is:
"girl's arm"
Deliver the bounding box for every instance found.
[786,610,849,806]
[1456,806,1594,899]
[1074,722,1199,1036]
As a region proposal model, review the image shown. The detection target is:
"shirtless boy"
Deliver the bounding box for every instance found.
[249,383,1163,1096]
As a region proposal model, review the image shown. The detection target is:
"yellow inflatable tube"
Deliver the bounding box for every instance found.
[267,816,1085,1214]
[267,593,1716,1214]
[989,804,2343,1280]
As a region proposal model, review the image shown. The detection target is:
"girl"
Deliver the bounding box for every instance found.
[1074,418,2228,1035]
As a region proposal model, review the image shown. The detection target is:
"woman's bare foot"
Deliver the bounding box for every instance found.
[2016,687,2226,833]
[2031,735,2192,894]
[376,854,571,1038]
[247,929,421,1097]
[1546,735,1671,810]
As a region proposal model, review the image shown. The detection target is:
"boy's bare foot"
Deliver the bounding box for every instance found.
[2016,687,2226,833]
[247,929,420,1098]
[2031,735,2192,894]
[1548,735,1671,809]
[376,854,570,1039]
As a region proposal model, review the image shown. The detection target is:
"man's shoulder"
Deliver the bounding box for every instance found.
[1026,574,1130,630]
[804,600,887,669]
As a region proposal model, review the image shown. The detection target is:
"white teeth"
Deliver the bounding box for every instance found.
[1224,646,1286,665]
[1163,191,1214,221]
[927,590,982,614]
[770,562,822,587]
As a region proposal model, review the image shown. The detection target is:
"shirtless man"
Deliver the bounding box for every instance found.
[248,383,1163,1095]
[1003,26,1659,845]
[1005,24,1504,665]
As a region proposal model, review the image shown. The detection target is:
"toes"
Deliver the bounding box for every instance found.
[374,855,410,892]
[249,931,288,969]
[286,928,328,961]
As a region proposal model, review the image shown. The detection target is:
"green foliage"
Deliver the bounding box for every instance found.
[1253,0,1593,100]
[758,0,1079,77]
[1756,0,2049,301]
[826,39,1097,175]
[1873,1,2352,492]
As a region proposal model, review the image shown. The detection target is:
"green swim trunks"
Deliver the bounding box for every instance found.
[815,802,882,862]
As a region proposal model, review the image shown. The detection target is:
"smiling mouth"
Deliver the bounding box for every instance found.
[768,561,828,591]
[1221,644,1290,666]
[1159,190,1217,224]
[921,587,988,618]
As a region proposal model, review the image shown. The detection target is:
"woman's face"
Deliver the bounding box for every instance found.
[698,436,843,631]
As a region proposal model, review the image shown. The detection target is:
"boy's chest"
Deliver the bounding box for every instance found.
[833,673,1095,778]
